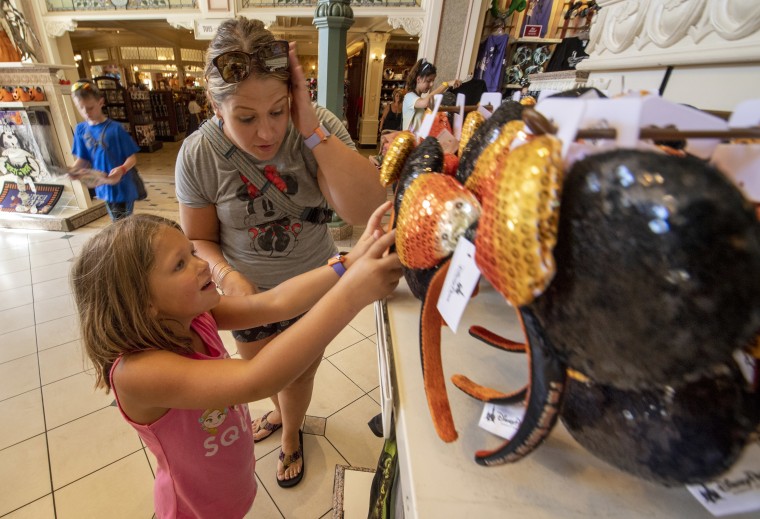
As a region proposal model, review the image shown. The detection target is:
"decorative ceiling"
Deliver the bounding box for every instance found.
[69,16,418,57]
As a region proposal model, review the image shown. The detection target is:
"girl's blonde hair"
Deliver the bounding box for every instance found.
[405,58,436,92]
[71,214,194,392]
[204,16,291,110]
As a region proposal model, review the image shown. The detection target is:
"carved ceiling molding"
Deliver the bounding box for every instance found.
[388,16,423,36]
[45,20,78,38]
[258,16,278,29]
[583,0,760,70]
[166,18,195,31]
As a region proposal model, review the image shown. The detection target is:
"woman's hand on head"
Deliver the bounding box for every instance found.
[344,201,391,269]
[288,42,320,137]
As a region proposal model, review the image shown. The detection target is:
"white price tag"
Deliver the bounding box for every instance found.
[478,402,526,440]
[687,443,760,517]
[733,349,757,386]
[436,237,480,333]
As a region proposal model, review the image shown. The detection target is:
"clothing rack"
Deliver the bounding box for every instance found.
[522,107,760,141]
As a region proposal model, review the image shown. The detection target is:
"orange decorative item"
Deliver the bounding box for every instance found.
[31,86,45,101]
[475,134,564,307]
[429,111,453,138]
[0,86,14,102]
[395,173,480,270]
[442,153,458,176]
[0,30,21,63]
[464,120,525,203]
[379,130,416,187]
[12,86,31,102]
[458,110,485,156]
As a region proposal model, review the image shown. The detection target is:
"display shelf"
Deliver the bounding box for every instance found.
[127,89,161,152]
[0,101,50,108]
[503,38,560,90]
[150,90,186,142]
[378,280,757,519]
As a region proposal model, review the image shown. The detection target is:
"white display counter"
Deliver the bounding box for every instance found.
[377,279,756,518]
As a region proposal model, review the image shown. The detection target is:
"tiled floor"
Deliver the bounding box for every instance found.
[0,140,389,518]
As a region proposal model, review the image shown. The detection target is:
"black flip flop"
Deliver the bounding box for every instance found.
[252,411,282,443]
[277,429,305,488]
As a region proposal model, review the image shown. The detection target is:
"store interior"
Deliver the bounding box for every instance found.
[1,0,760,518]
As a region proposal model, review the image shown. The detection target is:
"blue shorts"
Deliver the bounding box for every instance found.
[231,313,304,342]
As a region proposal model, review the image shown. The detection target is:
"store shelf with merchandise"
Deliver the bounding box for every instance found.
[503,38,562,91]
[150,90,186,142]
[127,89,162,153]
[375,280,757,518]
[95,77,162,153]
[0,63,105,230]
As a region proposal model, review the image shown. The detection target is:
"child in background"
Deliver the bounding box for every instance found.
[71,203,400,519]
[70,79,140,221]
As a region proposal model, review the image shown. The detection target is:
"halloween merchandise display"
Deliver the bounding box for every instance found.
[379,99,760,487]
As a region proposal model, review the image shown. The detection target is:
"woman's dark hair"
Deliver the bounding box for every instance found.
[405,58,436,92]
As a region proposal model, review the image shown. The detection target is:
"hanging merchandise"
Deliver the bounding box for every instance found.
[520,0,555,38]
[376,93,760,491]
[545,37,589,71]
[474,33,510,92]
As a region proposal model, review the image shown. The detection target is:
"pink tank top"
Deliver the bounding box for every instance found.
[110,312,256,518]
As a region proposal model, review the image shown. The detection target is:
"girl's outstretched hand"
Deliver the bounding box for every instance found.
[288,41,320,138]
[344,201,392,267]
[341,229,402,307]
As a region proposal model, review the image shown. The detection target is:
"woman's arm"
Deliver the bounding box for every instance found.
[378,102,390,131]
[179,203,256,296]
[287,42,385,225]
[212,201,391,329]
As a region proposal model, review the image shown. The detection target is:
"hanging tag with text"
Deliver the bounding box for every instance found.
[478,402,526,440]
[686,442,760,517]
[436,237,480,333]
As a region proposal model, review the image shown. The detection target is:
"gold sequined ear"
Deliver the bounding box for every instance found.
[475,135,564,306]
[464,120,525,203]
[396,173,481,270]
[379,131,416,187]
[458,110,485,157]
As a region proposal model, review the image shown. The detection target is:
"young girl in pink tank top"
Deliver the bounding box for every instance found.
[71,203,400,519]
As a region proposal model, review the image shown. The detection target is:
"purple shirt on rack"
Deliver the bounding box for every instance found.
[475,33,510,92]
[521,0,555,38]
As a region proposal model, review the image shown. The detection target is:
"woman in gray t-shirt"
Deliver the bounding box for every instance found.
[175,17,385,488]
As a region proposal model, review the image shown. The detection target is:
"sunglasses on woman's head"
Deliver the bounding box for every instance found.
[212,40,290,84]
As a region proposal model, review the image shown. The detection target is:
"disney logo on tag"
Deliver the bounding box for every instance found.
[713,470,760,495]
[479,402,526,440]
[486,405,522,428]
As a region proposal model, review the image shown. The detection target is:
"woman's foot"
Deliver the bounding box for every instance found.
[252,410,282,442]
[277,430,305,488]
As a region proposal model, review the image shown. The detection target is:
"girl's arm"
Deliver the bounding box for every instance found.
[112,229,402,416]
[211,201,391,330]
[179,203,257,296]
[287,42,385,225]
[414,79,463,109]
